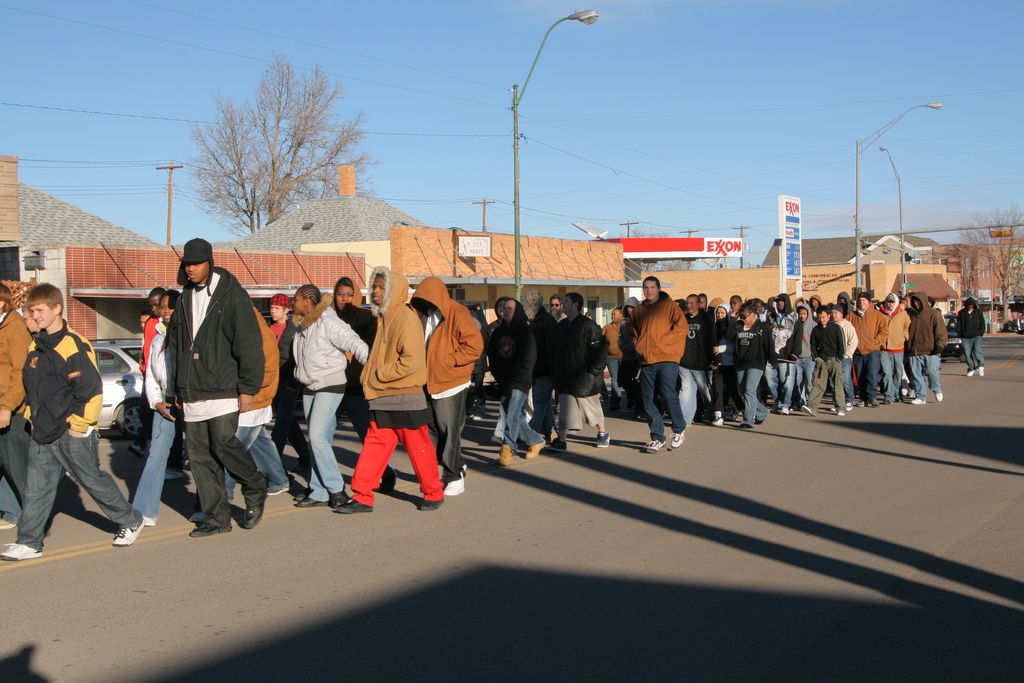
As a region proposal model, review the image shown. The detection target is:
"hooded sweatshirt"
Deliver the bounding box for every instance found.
[785,303,816,360]
[771,293,798,363]
[334,286,376,392]
[680,305,715,370]
[487,299,536,396]
[906,294,947,356]
[880,293,911,353]
[957,298,986,339]
[712,304,736,366]
[732,315,777,369]
[411,276,484,396]
[0,310,31,414]
[360,267,427,405]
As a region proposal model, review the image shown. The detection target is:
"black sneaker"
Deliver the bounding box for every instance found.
[419,498,444,512]
[239,505,264,530]
[334,499,373,514]
[547,439,568,452]
[375,466,397,493]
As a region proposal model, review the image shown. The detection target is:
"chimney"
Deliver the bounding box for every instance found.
[338,165,356,197]
[0,156,20,242]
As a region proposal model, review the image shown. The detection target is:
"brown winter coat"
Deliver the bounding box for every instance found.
[361,267,426,400]
[0,310,31,413]
[411,277,484,395]
[626,292,687,365]
[251,307,279,411]
[881,306,911,352]
[847,305,889,354]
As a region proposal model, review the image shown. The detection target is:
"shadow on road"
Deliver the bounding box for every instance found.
[143,565,1023,682]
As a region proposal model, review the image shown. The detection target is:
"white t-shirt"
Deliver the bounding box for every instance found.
[182,272,240,422]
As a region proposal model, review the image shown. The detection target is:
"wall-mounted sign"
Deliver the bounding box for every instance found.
[458,236,491,258]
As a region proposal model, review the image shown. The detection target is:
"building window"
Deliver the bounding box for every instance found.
[939,257,949,266]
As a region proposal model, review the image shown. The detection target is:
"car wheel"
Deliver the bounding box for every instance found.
[118,399,144,439]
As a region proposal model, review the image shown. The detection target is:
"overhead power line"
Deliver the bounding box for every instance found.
[0,5,504,109]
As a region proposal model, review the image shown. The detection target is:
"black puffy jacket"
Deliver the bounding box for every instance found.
[553,314,608,398]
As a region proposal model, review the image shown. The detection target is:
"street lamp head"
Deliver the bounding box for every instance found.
[568,10,600,24]
[879,146,887,152]
[926,102,943,110]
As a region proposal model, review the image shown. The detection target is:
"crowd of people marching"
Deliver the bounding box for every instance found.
[0,239,985,561]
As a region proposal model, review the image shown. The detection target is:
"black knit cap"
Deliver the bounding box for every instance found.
[177,238,215,286]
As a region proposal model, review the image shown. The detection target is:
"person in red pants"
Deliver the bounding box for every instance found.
[335,266,445,514]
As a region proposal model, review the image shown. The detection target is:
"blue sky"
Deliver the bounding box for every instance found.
[2,0,1020,264]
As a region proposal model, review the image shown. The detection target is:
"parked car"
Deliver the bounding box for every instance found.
[940,314,966,363]
[1001,316,1024,334]
[91,340,145,438]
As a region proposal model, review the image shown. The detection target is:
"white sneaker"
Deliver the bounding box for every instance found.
[845,403,853,412]
[142,516,157,527]
[112,519,144,547]
[978,367,985,377]
[911,398,926,405]
[780,406,790,415]
[189,511,205,523]
[935,393,943,402]
[837,411,846,416]
[645,439,667,453]
[711,417,724,426]
[443,476,465,497]
[670,432,685,449]
[0,543,41,561]
[0,519,16,530]
[966,370,974,377]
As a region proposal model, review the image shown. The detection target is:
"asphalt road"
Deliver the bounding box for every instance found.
[2,337,1023,682]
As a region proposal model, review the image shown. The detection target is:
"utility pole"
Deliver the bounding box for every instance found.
[156,163,183,246]
[732,225,748,269]
[472,198,494,232]
[679,229,701,238]
[620,220,638,237]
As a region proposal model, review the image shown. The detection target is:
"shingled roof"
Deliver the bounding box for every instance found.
[219,196,428,250]
[0,183,160,247]
[761,235,940,268]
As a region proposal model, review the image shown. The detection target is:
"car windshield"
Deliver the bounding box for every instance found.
[120,346,143,363]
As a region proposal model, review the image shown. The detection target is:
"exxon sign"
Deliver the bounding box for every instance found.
[705,239,742,257]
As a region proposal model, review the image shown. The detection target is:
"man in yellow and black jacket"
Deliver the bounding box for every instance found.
[0,284,144,562]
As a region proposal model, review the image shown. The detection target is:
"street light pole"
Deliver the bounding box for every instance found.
[879,146,906,297]
[854,103,941,294]
[511,10,598,300]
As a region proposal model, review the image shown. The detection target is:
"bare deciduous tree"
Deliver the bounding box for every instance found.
[959,204,1024,321]
[189,54,374,236]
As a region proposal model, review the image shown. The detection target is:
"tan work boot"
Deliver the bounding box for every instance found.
[524,442,543,460]
[496,445,514,466]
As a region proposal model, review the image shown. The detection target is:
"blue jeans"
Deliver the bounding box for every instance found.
[765,362,796,409]
[236,425,289,491]
[737,365,769,426]
[962,337,984,371]
[528,376,556,438]
[678,366,711,425]
[842,358,854,407]
[640,362,685,441]
[19,431,141,550]
[501,389,544,453]
[132,409,181,521]
[909,355,942,399]
[606,358,621,408]
[879,351,905,402]
[0,412,30,524]
[853,350,881,402]
[793,357,815,407]
[302,391,347,501]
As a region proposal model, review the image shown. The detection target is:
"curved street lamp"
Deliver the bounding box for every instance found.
[512,10,599,298]
[879,146,907,296]
[854,102,941,293]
